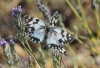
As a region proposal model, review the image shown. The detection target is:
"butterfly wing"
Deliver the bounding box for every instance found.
[46,27,74,56]
[53,27,74,45]
[49,11,58,26]
[48,43,69,56]
[24,15,46,43]
[59,47,69,56]
[46,27,74,46]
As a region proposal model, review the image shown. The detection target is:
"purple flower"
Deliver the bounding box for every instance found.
[12,7,16,16]
[0,41,3,46]
[2,39,6,44]
[18,6,22,12]
[44,6,51,15]
[0,38,6,46]
[12,6,22,18]
[22,57,27,62]
[47,9,51,15]
[12,7,16,12]
[12,12,15,16]
[9,39,15,45]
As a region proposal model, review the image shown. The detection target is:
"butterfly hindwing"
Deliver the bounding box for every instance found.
[24,15,46,43]
[59,47,69,56]
[47,44,68,56]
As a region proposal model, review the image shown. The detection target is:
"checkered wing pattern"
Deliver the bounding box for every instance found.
[46,27,74,46]
[50,11,58,26]
[24,15,46,43]
[46,27,74,56]
[24,15,74,56]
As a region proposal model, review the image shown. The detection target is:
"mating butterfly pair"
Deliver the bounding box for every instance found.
[24,11,74,56]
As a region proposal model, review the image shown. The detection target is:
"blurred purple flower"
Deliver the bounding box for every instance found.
[47,9,51,15]
[12,7,16,16]
[12,7,16,12]
[12,6,22,17]
[12,12,15,16]
[22,57,27,62]
[0,40,3,45]
[0,38,6,46]
[44,6,51,15]
[9,39,15,45]
[2,39,6,44]
[18,6,22,12]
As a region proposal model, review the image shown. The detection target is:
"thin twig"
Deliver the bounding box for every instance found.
[61,55,67,68]
[0,64,5,68]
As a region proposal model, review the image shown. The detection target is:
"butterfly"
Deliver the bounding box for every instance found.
[24,11,74,56]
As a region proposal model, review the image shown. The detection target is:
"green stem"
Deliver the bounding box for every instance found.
[95,10,100,28]
[94,9,100,38]
[65,0,82,21]
[38,47,46,68]
[77,0,94,38]
[25,40,33,51]
[23,41,42,68]
[46,52,54,68]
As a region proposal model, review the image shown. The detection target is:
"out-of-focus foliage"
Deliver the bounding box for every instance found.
[0,0,100,68]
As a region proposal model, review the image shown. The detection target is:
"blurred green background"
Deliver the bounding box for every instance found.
[0,0,100,68]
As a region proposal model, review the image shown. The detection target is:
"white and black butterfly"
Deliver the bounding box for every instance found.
[24,11,74,56]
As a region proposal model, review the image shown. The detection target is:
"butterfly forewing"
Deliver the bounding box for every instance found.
[24,15,46,43]
[50,11,58,26]
[54,28,74,43]
[46,27,74,47]
[24,15,46,30]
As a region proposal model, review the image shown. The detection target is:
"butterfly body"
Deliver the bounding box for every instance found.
[24,12,74,56]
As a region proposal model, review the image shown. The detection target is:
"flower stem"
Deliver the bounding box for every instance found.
[77,0,94,38]
[46,52,54,68]
[65,0,82,21]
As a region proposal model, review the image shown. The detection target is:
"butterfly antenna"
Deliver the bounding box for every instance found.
[0,13,35,60]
